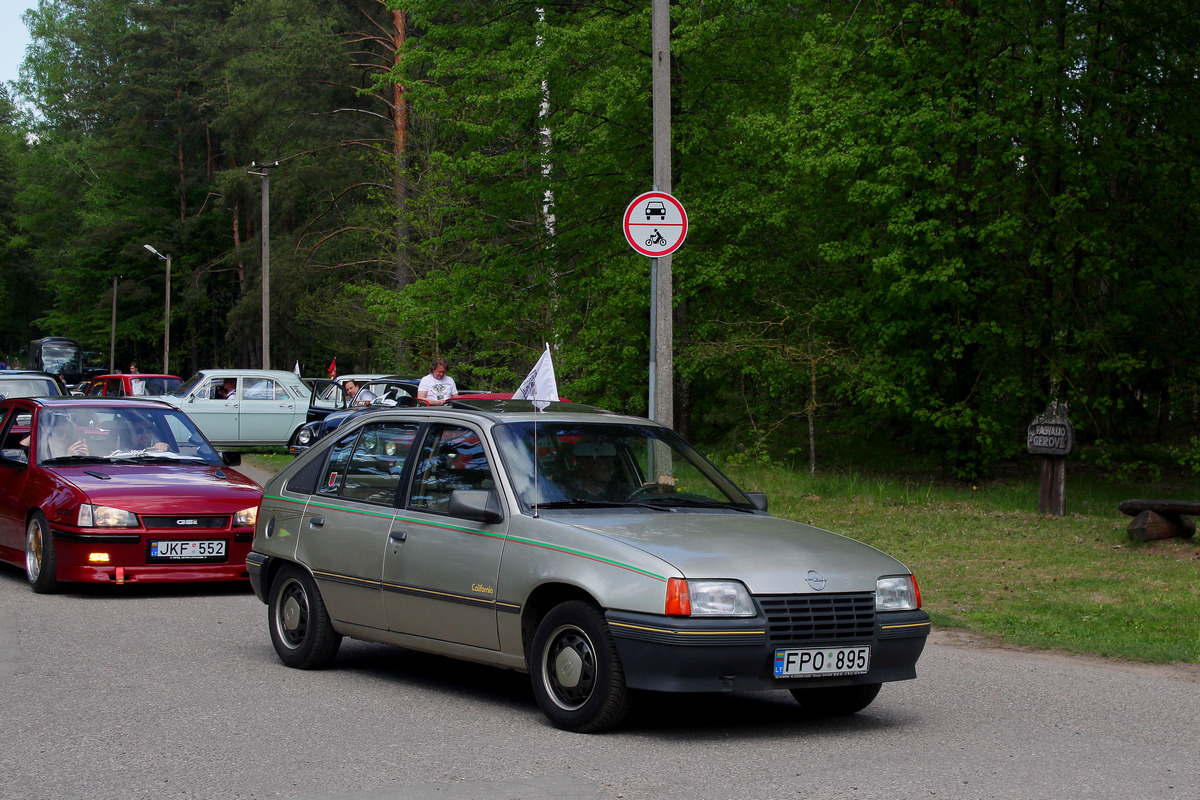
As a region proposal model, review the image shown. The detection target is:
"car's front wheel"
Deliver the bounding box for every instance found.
[529,600,632,733]
[268,564,342,668]
[790,683,882,717]
[25,512,60,594]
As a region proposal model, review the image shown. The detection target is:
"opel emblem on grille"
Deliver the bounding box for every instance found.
[805,570,827,590]
[177,519,198,525]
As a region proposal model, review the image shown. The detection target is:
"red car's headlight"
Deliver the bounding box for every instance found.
[78,504,139,528]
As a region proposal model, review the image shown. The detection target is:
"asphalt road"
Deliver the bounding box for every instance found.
[1,566,1197,800]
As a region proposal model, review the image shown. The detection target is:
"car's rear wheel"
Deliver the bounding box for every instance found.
[790,683,882,717]
[268,564,342,668]
[529,600,632,733]
[25,512,60,594]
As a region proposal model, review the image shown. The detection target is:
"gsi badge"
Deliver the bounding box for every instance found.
[177,519,198,525]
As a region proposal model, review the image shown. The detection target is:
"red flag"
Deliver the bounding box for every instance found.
[327,358,337,378]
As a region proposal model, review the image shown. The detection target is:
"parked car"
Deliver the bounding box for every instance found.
[0,397,262,593]
[248,401,930,732]
[291,378,420,452]
[157,369,312,447]
[0,370,67,400]
[85,373,182,398]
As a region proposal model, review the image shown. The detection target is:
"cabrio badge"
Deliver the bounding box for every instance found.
[805,570,827,590]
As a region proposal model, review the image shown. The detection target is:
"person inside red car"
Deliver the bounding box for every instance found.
[41,414,88,459]
[128,417,171,452]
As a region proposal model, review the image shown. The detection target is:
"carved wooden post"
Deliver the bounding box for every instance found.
[1027,401,1073,516]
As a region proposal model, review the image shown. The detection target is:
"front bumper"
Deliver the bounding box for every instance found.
[607,608,931,693]
[50,528,253,584]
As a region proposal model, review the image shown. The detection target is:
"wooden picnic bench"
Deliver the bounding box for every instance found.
[1118,500,1200,542]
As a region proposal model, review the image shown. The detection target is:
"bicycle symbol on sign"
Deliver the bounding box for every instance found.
[645,229,667,247]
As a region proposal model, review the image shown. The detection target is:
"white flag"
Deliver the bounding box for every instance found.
[514,344,558,410]
[293,360,301,376]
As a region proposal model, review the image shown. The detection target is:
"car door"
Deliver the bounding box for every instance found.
[180,376,240,443]
[239,377,296,443]
[0,405,34,559]
[299,421,421,631]
[383,423,507,650]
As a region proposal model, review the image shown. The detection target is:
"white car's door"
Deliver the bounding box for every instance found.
[181,378,239,443]
[239,378,296,443]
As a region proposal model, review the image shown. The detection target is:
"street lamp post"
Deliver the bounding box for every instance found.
[143,245,171,374]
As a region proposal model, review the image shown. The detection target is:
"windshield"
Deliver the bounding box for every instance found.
[171,372,208,398]
[0,377,62,399]
[39,342,80,372]
[36,405,224,466]
[492,421,752,513]
[128,376,181,396]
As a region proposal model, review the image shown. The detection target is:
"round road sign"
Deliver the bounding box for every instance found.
[623,191,688,257]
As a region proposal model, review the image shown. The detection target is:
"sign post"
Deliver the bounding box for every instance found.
[1027,401,1073,516]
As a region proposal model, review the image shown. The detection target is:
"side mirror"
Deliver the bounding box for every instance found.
[1,448,29,465]
[745,492,768,512]
[221,451,242,467]
[448,489,504,524]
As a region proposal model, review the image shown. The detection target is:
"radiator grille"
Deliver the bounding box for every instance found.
[759,593,875,643]
[140,516,230,530]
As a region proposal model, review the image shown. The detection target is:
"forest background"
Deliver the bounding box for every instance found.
[1,0,1199,480]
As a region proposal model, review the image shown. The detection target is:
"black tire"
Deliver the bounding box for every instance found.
[790,683,882,717]
[25,512,60,594]
[529,600,632,733]
[268,564,342,669]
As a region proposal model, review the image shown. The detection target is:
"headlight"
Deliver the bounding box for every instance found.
[234,506,258,528]
[665,578,756,617]
[876,575,921,611]
[78,504,139,528]
[296,427,314,446]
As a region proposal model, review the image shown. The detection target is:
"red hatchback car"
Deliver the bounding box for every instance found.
[0,397,262,592]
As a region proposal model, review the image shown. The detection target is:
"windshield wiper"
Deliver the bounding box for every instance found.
[108,452,206,463]
[535,499,672,512]
[639,496,756,513]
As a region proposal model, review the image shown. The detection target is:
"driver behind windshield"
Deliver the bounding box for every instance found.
[128,417,171,452]
[563,441,627,500]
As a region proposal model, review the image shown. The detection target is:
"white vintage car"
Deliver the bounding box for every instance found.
[247,400,930,732]
[159,369,312,447]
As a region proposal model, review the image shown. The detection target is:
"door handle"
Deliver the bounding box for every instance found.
[309,517,325,528]
[389,530,407,543]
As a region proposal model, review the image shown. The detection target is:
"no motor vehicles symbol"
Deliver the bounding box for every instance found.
[623,191,688,257]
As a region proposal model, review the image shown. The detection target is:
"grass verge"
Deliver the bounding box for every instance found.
[726,463,1200,666]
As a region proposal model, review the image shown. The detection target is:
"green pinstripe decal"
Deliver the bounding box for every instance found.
[263,495,669,581]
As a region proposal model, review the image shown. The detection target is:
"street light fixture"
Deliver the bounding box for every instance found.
[143,244,171,374]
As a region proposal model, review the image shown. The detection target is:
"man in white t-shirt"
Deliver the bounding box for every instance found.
[417,358,458,406]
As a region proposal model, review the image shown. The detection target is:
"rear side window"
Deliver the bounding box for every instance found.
[340,423,420,504]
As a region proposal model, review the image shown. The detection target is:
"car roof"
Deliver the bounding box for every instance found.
[0,370,61,378]
[7,396,177,409]
[372,399,644,426]
[90,373,180,380]
[194,368,307,379]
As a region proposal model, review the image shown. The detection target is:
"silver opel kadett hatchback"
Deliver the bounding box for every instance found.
[248,400,930,732]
